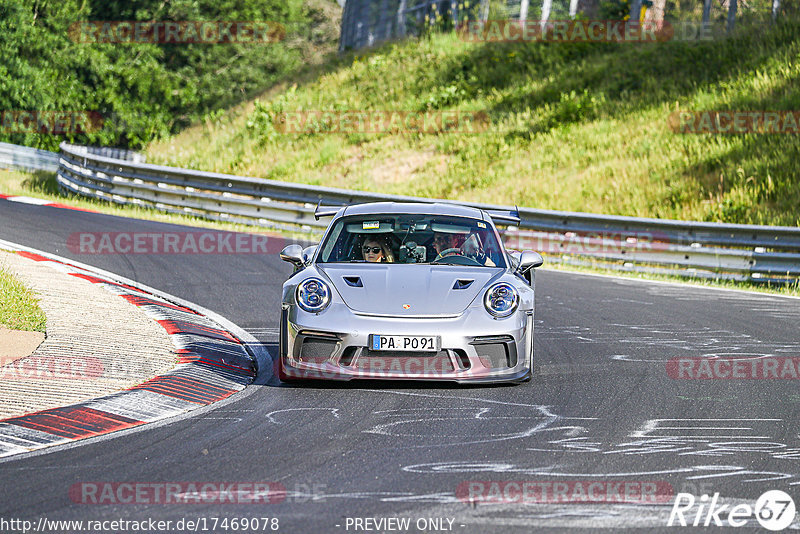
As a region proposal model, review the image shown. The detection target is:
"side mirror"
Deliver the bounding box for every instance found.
[518,251,544,273]
[302,245,317,265]
[280,244,304,271]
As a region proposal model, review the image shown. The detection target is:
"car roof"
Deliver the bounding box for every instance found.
[340,202,485,220]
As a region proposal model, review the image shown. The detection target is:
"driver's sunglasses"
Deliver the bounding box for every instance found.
[362,246,382,254]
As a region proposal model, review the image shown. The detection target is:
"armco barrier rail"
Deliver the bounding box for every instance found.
[0,142,143,173]
[0,142,59,172]
[18,142,800,283]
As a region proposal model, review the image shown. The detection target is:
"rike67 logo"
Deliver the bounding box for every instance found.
[668,490,796,530]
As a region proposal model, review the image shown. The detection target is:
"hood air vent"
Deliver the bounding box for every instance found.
[452,279,474,290]
[343,276,363,287]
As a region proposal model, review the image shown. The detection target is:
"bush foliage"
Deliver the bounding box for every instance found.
[0,0,336,150]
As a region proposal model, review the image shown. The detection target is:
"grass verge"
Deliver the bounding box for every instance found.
[0,256,47,332]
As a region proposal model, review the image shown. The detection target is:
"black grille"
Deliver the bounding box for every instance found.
[471,336,517,368]
[298,338,338,363]
[363,349,448,359]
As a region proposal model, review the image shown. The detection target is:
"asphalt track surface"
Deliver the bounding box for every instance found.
[1,198,799,532]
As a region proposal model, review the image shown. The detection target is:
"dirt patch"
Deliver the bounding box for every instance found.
[370,149,441,185]
[0,325,44,365]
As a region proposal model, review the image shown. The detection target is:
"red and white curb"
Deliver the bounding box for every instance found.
[0,193,98,213]
[0,240,269,458]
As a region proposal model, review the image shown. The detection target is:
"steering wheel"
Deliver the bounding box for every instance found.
[431,253,483,266]
[434,248,463,261]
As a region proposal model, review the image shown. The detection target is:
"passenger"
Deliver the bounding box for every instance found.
[361,235,394,263]
[462,233,496,266]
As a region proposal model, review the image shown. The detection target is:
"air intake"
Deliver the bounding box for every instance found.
[470,335,517,368]
[298,338,338,363]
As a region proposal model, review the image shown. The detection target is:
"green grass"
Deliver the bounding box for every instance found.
[146,16,800,227]
[0,257,47,332]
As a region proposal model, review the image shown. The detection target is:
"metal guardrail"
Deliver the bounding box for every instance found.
[0,142,59,172]
[80,145,147,163]
[38,141,799,283]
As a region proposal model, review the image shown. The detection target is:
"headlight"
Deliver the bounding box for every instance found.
[484,282,518,318]
[296,278,331,313]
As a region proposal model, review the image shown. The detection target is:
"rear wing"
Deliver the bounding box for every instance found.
[485,208,521,226]
[314,200,344,220]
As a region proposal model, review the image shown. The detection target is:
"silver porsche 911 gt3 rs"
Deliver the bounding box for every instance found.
[277,202,543,384]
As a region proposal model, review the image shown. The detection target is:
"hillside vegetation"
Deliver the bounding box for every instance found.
[147,16,800,226]
[0,0,340,150]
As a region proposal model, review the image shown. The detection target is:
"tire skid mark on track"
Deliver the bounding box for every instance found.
[0,246,257,458]
[540,321,800,365]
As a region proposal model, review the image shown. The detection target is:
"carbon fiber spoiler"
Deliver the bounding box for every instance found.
[314,200,344,220]
[485,208,521,226]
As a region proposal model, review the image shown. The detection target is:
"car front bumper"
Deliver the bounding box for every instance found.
[279,303,533,384]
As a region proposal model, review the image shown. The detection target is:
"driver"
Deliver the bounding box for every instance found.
[432,231,466,259]
[432,231,495,266]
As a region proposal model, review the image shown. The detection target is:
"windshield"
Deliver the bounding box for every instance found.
[318,213,506,268]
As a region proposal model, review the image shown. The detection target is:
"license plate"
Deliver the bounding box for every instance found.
[370,335,440,352]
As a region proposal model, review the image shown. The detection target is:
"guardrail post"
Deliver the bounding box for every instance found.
[629,0,642,25]
[727,0,737,33]
[540,0,552,30]
[702,0,712,31]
